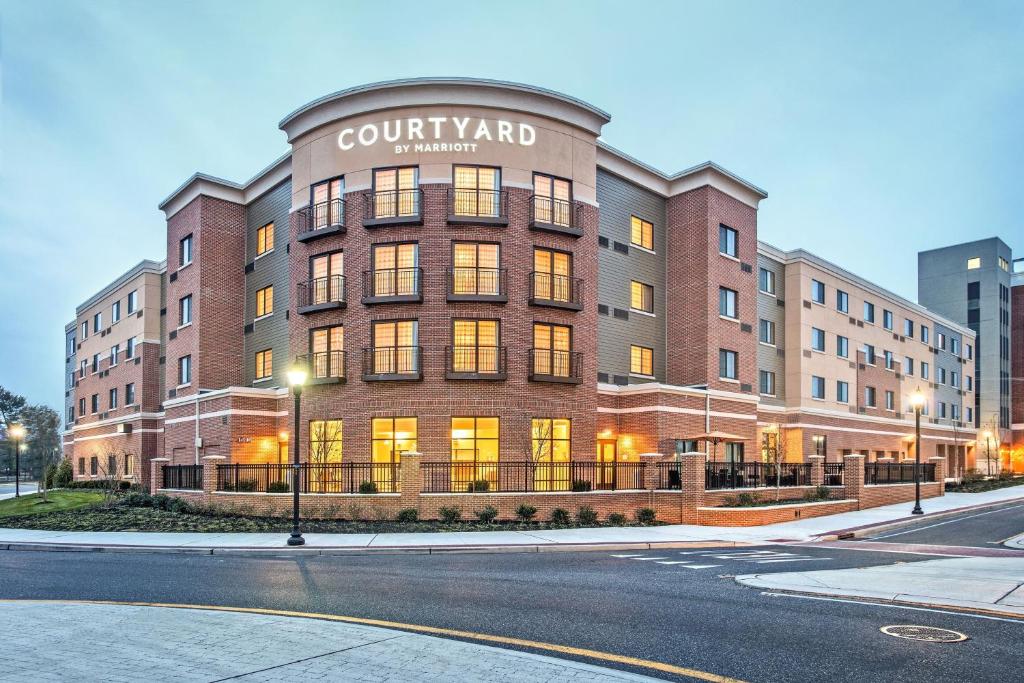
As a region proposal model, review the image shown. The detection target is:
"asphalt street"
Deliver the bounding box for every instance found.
[860,500,1024,548]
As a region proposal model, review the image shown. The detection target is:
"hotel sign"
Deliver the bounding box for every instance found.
[338,117,536,154]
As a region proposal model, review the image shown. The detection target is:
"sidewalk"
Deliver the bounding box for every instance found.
[1,486,1021,552]
[735,556,1024,618]
[0,601,665,682]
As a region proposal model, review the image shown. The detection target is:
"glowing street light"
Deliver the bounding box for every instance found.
[909,388,926,515]
[7,424,26,498]
[286,363,308,547]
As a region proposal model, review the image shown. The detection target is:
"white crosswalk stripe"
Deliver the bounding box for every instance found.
[608,547,831,571]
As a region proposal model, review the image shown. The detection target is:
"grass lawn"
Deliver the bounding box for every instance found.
[0,490,104,519]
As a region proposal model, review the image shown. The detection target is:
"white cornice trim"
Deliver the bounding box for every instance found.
[597,381,760,404]
[75,260,165,314]
[597,405,757,421]
[757,404,979,435]
[164,408,289,426]
[162,386,287,410]
[71,412,165,433]
[756,420,968,442]
[71,428,164,443]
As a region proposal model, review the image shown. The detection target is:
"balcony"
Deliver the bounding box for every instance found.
[296,275,346,314]
[297,198,345,242]
[361,268,423,305]
[528,272,583,311]
[529,349,582,384]
[297,350,346,385]
[445,346,507,380]
[529,195,582,237]
[446,188,508,226]
[362,346,423,381]
[446,267,508,303]
[363,189,423,228]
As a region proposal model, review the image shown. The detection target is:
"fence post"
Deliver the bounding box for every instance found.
[400,451,422,512]
[807,455,824,487]
[201,455,226,494]
[639,453,662,490]
[150,457,169,492]
[929,456,946,495]
[843,453,865,509]
[678,452,706,524]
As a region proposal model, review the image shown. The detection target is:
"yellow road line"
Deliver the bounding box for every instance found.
[0,599,746,683]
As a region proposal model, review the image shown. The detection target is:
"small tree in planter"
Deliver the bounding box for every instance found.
[761,423,788,501]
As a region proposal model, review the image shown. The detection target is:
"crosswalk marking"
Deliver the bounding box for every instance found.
[608,547,830,572]
[753,558,831,564]
[630,557,669,561]
[654,561,692,565]
[680,564,721,569]
[610,554,645,558]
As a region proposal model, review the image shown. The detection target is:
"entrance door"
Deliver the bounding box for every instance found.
[596,440,617,490]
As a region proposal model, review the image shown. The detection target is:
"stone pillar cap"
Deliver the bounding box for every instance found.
[151,457,170,462]
[201,454,227,460]
[638,452,663,459]
[843,453,866,459]
[806,455,825,460]
[402,451,423,457]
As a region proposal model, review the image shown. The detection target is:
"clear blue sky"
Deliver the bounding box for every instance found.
[1,0,1021,411]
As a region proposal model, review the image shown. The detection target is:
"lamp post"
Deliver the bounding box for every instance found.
[909,388,925,515]
[286,364,308,546]
[8,424,26,498]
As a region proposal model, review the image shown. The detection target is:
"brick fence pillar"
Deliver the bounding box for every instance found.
[150,457,169,492]
[400,451,422,512]
[639,453,663,490]
[678,452,706,524]
[201,455,226,493]
[843,453,865,509]
[808,455,824,487]
[929,456,946,495]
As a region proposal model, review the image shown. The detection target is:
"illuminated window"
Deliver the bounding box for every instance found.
[310,177,344,228]
[256,223,274,256]
[630,216,653,250]
[309,251,344,304]
[372,417,416,491]
[371,243,419,297]
[533,323,572,377]
[533,247,572,302]
[371,320,418,375]
[255,349,272,381]
[255,285,273,318]
[531,418,571,491]
[309,419,343,463]
[966,257,981,269]
[373,167,419,218]
[452,242,500,296]
[309,326,344,379]
[533,173,572,227]
[630,345,653,376]
[453,165,501,217]
[452,319,500,374]
[451,417,499,491]
[632,281,654,313]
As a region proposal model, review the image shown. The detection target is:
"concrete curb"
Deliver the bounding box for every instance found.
[1006,534,1024,550]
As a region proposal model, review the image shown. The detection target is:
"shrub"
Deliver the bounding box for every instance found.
[576,505,598,526]
[550,508,571,526]
[151,493,170,510]
[814,485,830,500]
[516,503,537,522]
[53,459,74,488]
[476,506,499,523]
[571,479,592,492]
[607,512,627,526]
[635,507,656,525]
[467,479,490,492]
[396,508,419,523]
[118,481,132,491]
[167,497,194,514]
[122,492,153,508]
[235,479,257,493]
[438,506,462,523]
[737,492,756,506]
[346,503,366,520]
[358,481,379,494]
[267,481,290,493]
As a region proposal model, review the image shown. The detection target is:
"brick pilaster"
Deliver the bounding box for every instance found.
[400,451,422,511]
[201,455,226,493]
[639,453,663,490]
[843,453,865,509]
[678,452,706,524]
[150,457,169,492]
[929,456,946,495]
[808,455,824,487]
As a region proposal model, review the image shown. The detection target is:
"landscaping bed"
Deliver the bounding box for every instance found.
[946,474,1024,493]
[715,486,833,508]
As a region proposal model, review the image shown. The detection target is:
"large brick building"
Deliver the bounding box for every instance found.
[61,78,1020,488]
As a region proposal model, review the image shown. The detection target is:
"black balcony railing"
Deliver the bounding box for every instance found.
[297,350,346,384]
[445,345,507,380]
[363,188,423,226]
[447,188,508,225]
[162,464,203,490]
[705,461,812,490]
[824,462,845,486]
[215,463,399,494]
[529,349,582,384]
[361,268,423,303]
[529,195,581,236]
[864,462,935,484]
[420,461,645,493]
[297,198,346,241]
[362,346,422,380]
[297,275,346,313]
[446,267,507,302]
[529,272,583,310]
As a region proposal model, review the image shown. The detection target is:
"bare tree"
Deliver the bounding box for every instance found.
[980,416,1000,477]
[761,424,787,501]
[308,420,343,492]
[96,447,129,508]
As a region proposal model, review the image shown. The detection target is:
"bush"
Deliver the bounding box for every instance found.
[358,481,379,494]
[516,503,537,522]
[167,497,194,514]
[438,506,462,523]
[53,459,74,488]
[571,479,592,492]
[151,494,170,510]
[635,507,656,525]
[122,492,153,508]
[576,505,598,526]
[607,512,627,526]
[267,481,290,493]
[550,508,571,526]
[235,479,257,493]
[737,492,756,506]
[467,479,490,492]
[118,481,132,491]
[396,508,419,523]
[476,506,499,523]
[815,485,830,500]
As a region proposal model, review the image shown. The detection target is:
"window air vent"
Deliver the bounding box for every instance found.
[598,236,609,248]
[159,356,166,364]
[740,383,752,392]
[740,262,753,273]
[613,308,629,320]
[244,262,255,274]
[100,330,106,337]
[613,241,628,254]
[168,389,176,399]
[137,311,143,319]
[857,321,864,328]
[168,330,177,340]
[285,310,290,320]
[849,317,856,325]
[859,363,866,370]
[597,372,609,383]
[160,307,167,316]
[106,327,111,334]
[598,304,609,315]
[169,272,177,283]
[134,357,141,365]
[244,323,254,334]
[740,323,752,333]
[803,300,812,309]
[893,333,900,341]
[802,350,812,358]
[613,375,628,386]
[776,299,784,307]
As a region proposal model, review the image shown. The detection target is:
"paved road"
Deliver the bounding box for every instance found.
[1,545,1018,682]
[0,481,37,500]
[860,500,1024,548]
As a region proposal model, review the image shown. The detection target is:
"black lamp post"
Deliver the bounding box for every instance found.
[286,365,308,546]
[9,424,25,498]
[910,388,925,515]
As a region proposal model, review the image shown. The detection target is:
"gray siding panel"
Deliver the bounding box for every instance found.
[756,254,786,405]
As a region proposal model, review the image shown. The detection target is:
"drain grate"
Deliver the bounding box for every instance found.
[880,625,968,643]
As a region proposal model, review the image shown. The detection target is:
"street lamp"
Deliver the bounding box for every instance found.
[909,388,926,515]
[8,424,26,498]
[286,364,308,546]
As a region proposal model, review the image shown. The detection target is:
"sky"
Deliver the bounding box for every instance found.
[0,0,1021,412]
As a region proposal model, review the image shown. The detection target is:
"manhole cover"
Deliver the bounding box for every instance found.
[880,625,968,643]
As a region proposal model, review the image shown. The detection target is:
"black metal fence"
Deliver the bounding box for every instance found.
[447,267,507,298]
[297,350,346,381]
[162,464,203,490]
[529,349,582,382]
[216,463,399,494]
[530,195,576,230]
[447,188,508,220]
[529,272,583,307]
[364,189,422,221]
[705,462,812,490]
[864,462,936,484]
[824,462,845,486]
[420,461,645,493]
[297,275,345,309]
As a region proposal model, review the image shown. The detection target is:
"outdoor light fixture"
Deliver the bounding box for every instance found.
[8,424,26,498]
[910,387,925,515]
[286,363,308,546]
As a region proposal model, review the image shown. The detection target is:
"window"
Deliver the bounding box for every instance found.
[719,287,738,319]
[372,416,417,468]
[863,301,875,323]
[453,242,500,296]
[309,325,344,379]
[178,355,192,386]
[883,309,893,330]
[533,323,572,377]
[998,256,1009,272]
[93,312,102,332]
[112,300,121,323]
[937,402,947,419]
[453,166,501,218]
[110,344,119,366]
[952,404,960,421]
[90,456,98,476]
[124,454,133,477]
[309,251,345,303]
[883,350,894,369]
[255,285,273,318]
[533,247,573,303]
[837,335,849,358]
[311,177,344,228]
[759,267,775,295]
[921,325,930,344]
[966,257,980,269]
[127,290,138,314]
[371,243,419,297]
[255,349,273,381]
[922,361,930,380]
[179,295,192,326]
[126,337,136,359]
[885,390,895,411]
[811,376,825,400]
[531,418,570,463]
[966,407,973,424]
[125,383,135,406]
[951,370,959,388]
[719,349,738,380]
[718,224,738,258]
[79,359,86,378]
[862,344,876,365]
[109,388,118,410]
[937,332,946,350]
[904,319,914,338]
[632,281,654,314]
[532,173,573,228]
[78,458,84,475]
[256,223,275,256]
[451,417,499,481]
[373,167,419,218]
[966,375,972,391]
[371,320,419,375]
[630,345,654,376]
[837,380,849,404]
[966,343,973,360]
[836,290,849,313]
[630,216,653,250]
[452,319,500,374]
[67,406,74,424]
[864,386,876,408]
[309,419,343,464]
[811,279,825,304]
[759,370,776,396]
[91,394,99,414]
[811,327,825,352]
[950,338,960,355]
[904,357,914,375]
[759,319,776,345]
[91,353,99,373]
[179,234,193,267]
[79,398,85,416]
[81,321,88,339]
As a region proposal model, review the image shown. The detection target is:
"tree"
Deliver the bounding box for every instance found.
[96,446,130,507]
[308,420,343,492]
[761,424,788,501]
[0,385,27,428]
[981,416,1001,476]
[20,405,61,478]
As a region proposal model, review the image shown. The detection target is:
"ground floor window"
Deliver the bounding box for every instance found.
[724,442,744,463]
[371,417,416,491]
[78,458,85,475]
[123,454,133,477]
[531,418,571,491]
[451,417,499,491]
[90,456,98,475]
[309,419,343,463]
